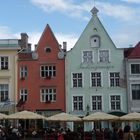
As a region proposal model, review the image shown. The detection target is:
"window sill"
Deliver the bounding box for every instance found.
[71,87,83,89]
[0,69,9,71]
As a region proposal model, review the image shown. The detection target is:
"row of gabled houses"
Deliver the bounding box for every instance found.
[0,7,140,130]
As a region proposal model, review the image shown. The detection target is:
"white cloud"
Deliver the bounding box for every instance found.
[55,33,78,51]
[121,0,140,4]
[28,31,41,50]
[0,26,19,39]
[97,2,138,21]
[30,0,90,20]
[112,24,140,48]
[1,0,140,51]
[0,26,77,51]
[0,24,138,52]
[28,32,77,51]
[28,29,139,51]
[30,0,140,22]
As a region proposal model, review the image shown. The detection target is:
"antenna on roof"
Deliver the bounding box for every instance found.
[94,0,95,6]
[129,44,133,48]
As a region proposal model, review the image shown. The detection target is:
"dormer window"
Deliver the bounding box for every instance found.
[45,47,51,53]
[90,35,100,48]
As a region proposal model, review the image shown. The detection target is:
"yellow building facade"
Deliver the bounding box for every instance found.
[0,39,20,114]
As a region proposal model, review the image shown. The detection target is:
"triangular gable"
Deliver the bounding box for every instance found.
[127,42,140,59]
[36,24,60,51]
[70,7,117,51]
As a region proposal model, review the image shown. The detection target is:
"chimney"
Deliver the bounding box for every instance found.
[63,42,67,52]
[20,33,28,49]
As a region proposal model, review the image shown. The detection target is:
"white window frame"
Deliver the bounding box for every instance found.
[20,89,28,102]
[20,66,28,78]
[130,83,140,100]
[110,95,121,111]
[72,95,84,111]
[130,63,140,75]
[0,84,9,102]
[82,50,94,63]
[109,72,120,87]
[98,49,110,63]
[90,72,102,87]
[0,56,9,70]
[40,88,56,102]
[72,72,83,88]
[40,65,56,78]
[91,95,102,111]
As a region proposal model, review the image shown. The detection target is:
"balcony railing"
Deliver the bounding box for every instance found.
[0,39,19,47]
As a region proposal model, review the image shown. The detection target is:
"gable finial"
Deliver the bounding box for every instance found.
[91,6,99,16]
[91,0,99,15]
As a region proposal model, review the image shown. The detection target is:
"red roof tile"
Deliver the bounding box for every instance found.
[126,42,140,59]
[124,47,134,58]
[18,52,32,60]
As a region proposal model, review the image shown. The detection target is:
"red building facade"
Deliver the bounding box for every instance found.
[17,25,66,117]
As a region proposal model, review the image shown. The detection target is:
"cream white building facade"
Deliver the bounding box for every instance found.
[0,39,20,114]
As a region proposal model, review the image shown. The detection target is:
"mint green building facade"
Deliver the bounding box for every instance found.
[66,7,127,130]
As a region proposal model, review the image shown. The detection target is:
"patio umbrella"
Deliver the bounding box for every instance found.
[120,112,140,121]
[0,113,8,119]
[83,112,120,121]
[8,110,46,120]
[45,112,82,122]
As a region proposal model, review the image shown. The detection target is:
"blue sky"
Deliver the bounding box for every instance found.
[0,0,140,50]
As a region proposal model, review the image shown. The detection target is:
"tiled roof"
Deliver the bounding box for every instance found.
[18,52,33,60]
[125,42,140,59]
[124,47,134,58]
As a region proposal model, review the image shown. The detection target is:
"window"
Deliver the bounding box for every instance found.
[92,96,102,111]
[45,47,51,53]
[131,84,140,100]
[91,72,101,87]
[110,72,120,87]
[20,66,28,78]
[40,88,56,102]
[83,51,93,63]
[40,65,56,78]
[131,64,140,74]
[110,95,121,110]
[0,84,8,102]
[90,36,100,48]
[73,96,83,111]
[0,56,8,70]
[99,50,109,62]
[72,73,83,88]
[20,89,28,101]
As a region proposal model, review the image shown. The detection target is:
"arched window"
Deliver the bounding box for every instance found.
[90,35,100,48]
[45,47,51,53]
